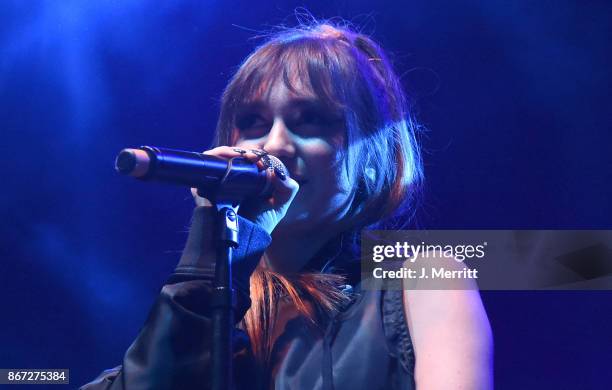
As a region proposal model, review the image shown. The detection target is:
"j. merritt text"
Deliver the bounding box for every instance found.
[373,267,479,280]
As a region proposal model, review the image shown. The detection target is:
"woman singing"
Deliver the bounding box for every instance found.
[83,22,492,389]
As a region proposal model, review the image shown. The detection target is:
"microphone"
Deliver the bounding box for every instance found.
[115,146,273,201]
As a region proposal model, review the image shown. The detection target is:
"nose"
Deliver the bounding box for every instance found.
[262,118,296,158]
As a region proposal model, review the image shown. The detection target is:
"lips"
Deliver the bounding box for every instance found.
[283,164,307,184]
[291,175,308,185]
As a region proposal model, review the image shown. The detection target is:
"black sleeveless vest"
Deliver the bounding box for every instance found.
[261,286,415,389]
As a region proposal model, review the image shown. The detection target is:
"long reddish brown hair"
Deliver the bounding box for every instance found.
[213,21,424,364]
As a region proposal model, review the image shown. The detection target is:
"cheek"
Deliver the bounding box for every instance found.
[230,127,264,149]
[302,142,348,188]
[233,138,263,150]
[301,138,341,163]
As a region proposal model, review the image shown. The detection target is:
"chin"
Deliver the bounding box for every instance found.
[277,211,309,227]
[275,208,317,235]
[277,204,344,236]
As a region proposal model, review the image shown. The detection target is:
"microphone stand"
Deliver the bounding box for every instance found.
[206,155,268,390]
[115,147,267,389]
[210,200,239,390]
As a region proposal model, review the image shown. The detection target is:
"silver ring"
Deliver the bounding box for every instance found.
[266,155,287,180]
[249,149,268,157]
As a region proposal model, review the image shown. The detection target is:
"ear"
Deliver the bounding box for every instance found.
[365,166,377,183]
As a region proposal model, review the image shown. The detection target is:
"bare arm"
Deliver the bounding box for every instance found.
[403,262,493,389]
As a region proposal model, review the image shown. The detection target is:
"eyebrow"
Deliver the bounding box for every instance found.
[234,101,268,115]
[235,98,340,116]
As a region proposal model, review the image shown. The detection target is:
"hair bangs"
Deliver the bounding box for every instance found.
[236,37,355,113]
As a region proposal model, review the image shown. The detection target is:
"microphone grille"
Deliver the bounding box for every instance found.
[115,149,137,174]
[115,148,150,177]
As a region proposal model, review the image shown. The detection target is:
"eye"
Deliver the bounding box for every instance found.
[235,114,270,138]
[299,110,327,125]
[291,109,343,136]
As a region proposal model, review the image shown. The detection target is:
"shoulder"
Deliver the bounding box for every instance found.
[402,288,492,355]
[401,255,493,389]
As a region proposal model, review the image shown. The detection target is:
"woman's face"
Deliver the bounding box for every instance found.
[232,80,355,234]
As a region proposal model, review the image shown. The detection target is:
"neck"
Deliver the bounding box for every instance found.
[265,224,343,274]
[264,195,360,274]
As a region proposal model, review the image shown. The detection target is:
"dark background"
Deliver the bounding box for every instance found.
[1,1,611,388]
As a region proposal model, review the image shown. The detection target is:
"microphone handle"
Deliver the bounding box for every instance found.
[115,146,271,199]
